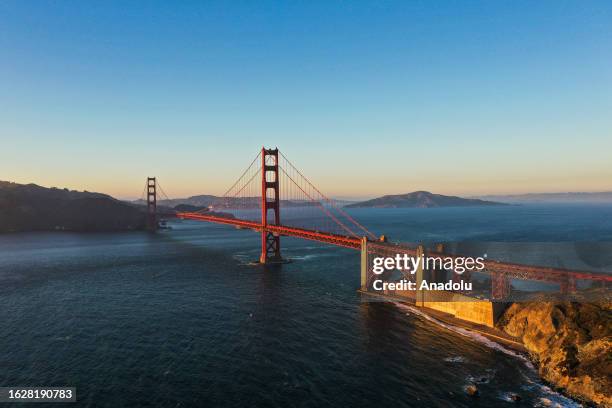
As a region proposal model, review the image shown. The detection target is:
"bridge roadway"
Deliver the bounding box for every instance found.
[176,212,362,249]
[177,212,612,287]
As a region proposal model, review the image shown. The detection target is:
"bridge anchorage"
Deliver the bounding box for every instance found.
[144,147,611,307]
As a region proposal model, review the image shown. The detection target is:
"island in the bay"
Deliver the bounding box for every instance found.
[345,190,506,208]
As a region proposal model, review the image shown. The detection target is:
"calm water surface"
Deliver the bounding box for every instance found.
[1,205,611,407]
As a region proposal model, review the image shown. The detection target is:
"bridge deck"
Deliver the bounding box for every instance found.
[177,212,612,285]
[176,212,362,249]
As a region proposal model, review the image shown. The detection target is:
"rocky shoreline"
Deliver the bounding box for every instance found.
[497,301,611,406]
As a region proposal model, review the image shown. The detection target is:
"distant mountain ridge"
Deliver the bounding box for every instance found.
[133,194,318,209]
[0,181,242,233]
[474,191,612,204]
[345,191,505,208]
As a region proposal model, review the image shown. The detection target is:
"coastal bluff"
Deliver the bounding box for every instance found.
[497,301,611,406]
[0,181,145,232]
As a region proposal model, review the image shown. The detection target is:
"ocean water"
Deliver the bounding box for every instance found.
[1,205,611,407]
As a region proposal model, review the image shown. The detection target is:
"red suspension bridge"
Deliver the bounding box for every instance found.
[142,147,611,302]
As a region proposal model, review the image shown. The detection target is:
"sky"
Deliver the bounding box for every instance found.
[1,1,611,199]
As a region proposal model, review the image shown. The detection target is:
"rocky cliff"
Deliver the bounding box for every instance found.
[497,301,611,406]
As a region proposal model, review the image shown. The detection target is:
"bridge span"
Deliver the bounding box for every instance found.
[141,147,612,308]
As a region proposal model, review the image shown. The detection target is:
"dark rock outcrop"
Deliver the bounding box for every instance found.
[465,384,479,397]
[134,195,318,209]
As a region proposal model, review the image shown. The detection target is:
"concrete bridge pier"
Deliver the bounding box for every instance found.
[360,237,368,291]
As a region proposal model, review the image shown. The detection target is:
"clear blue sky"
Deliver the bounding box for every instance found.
[1,1,611,199]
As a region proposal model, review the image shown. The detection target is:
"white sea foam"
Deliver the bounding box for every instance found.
[443,356,466,363]
[468,373,492,384]
[290,254,324,261]
[294,250,341,260]
[498,391,516,402]
[529,384,583,408]
[397,303,583,408]
[54,335,72,341]
[396,303,534,368]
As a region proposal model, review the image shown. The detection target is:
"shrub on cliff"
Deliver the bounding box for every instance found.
[497,300,611,406]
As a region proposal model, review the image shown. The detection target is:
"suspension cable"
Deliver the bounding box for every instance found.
[221,150,262,198]
[279,151,376,239]
[156,181,171,202]
[279,166,358,238]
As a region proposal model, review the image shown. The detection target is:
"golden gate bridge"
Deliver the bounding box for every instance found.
[141,147,611,303]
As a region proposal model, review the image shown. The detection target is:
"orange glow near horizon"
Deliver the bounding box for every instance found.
[4,169,611,201]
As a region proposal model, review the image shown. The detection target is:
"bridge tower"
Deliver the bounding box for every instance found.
[491,272,510,300]
[260,147,282,264]
[146,177,157,232]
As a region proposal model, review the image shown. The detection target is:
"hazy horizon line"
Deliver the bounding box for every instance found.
[4,179,612,203]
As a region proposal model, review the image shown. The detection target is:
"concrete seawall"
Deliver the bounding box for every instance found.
[361,240,510,328]
[420,293,507,328]
[365,288,506,328]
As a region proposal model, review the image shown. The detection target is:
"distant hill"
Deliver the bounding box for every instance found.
[147,194,218,208]
[133,194,318,209]
[172,203,209,212]
[0,181,146,232]
[474,191,612,204]
[345,191,505,208]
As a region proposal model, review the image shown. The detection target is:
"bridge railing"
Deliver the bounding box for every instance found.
[362,241,612,302]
